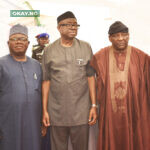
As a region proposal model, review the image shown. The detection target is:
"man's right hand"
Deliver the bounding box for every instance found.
[42,111,50,127]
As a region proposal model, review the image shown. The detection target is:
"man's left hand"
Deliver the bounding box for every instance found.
[41,125,47,137]
[88,107,97,125]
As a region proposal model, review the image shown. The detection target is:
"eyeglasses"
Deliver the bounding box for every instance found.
[59,24,80,28]
[9,37,28,42]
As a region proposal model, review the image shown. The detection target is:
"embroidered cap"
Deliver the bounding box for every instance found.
[9,24,28,37]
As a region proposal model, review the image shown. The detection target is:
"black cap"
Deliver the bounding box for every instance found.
[57,11,76,24]
[108,21,128,35]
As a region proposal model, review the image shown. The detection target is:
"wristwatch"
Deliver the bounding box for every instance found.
[91,104,98,108]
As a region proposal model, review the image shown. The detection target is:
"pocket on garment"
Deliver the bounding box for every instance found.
[74,59,87,77]
[32,73,42,92]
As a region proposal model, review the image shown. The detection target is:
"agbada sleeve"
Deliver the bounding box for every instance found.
[144,54,150,102]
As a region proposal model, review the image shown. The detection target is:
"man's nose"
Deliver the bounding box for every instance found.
[118,34,124,40]
[16,40,23,43]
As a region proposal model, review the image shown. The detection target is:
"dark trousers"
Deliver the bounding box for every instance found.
[41,127,51,150]
[50,124,89,150]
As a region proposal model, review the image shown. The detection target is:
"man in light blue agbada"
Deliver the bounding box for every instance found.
[0,24,42,150]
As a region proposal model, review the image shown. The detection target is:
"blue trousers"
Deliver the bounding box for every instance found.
[41,127,51,150]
